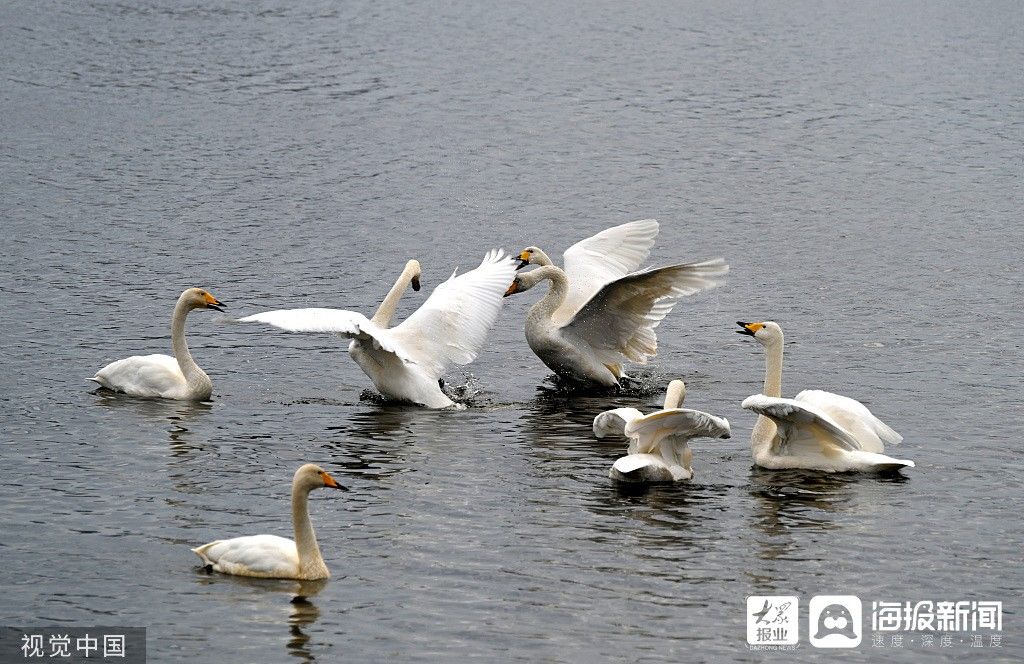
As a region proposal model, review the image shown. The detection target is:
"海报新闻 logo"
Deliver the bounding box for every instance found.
[809,595,862,648]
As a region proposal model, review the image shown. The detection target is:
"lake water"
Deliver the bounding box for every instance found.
[1,1,1021,661]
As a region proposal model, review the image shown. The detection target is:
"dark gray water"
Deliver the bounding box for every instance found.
[2,1,1022,661]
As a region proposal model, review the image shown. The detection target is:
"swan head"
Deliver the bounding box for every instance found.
[181,287,226,312]
[405,259,422,291]
[294,463,349,492]
[504,265,554,297]
[515,246,552,270]
[736,321,783,347]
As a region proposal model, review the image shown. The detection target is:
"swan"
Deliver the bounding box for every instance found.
[238,250,517,408]
[594,379,731,482]
[192,464,347,580]
[736,321,914,472]
[89,287,225,400]
[505,220,728,387]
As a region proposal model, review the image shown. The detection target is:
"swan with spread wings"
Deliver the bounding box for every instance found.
[504,220,728,387]
[238,250,517,408]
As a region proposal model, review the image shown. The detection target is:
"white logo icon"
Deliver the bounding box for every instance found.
[809,595,862,648]
[747,596,799,645]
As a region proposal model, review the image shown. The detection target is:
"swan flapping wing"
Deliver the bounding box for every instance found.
[390,249,518,378]
[237,308,413,363]
[563,259,728,364]
[592,407,644,439]
[558,219,660,322]
[741,394,866,456]
[794,389,902,452]
[624,408,731,453]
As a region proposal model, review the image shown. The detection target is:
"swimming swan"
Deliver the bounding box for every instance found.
[737,321,914,472]
[505,220,727,387]
[239,250,518,408]
[192,464,347,580]
[595,379,731,482]
[89,287,225,400]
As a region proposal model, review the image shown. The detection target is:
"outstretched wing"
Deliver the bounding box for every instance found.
[562,259,728,365]
[236,308,413,363]
[741,394,864,456]
[624,408,731,454]
[795,389,902,453]
[592,407,644,439]
[558,219,660,322]
[389,249,518,379]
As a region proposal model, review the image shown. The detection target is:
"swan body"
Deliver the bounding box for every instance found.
[239,250,517,408]
[90,288,225,400]
[506,220,728,387]
[737,321,914,472]
[192,464,347,580]
[594,380,732,483]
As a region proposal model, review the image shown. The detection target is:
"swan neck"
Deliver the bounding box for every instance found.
[763,340,783,398]
[751,339,784,460]
[371,262,416,327]
[527,266,569,322]
[292,482,326,577]
[170,297,204,384]
[663,382,686,409]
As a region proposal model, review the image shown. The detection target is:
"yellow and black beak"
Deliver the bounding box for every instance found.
[736,321,762,336]
[320,471,349,491]
[411,275,421,292]
[515,250,531,270]
[504,278,521,298]
[204,292,226,312]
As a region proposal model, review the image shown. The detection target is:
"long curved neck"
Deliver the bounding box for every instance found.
[752,339,784,459]
[371,261,417,327]
[170,297,204,384]
[663,381,686,409]
[525,265,570,323]
[762,340,783,398]
[291,483,327,577]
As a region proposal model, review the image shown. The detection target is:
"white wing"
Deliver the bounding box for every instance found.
[93,354,185,397]
[795,389,902,452]
[624,408,732,454]
[236,308,413,364]
[557,219,660,322]
[563,259,728,365]
[389,249,518,379]
[192,534,299,578]
[592,407,644,439]
[741,394,865,456]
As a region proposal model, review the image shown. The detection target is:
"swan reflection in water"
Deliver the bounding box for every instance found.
[192,575,329,662]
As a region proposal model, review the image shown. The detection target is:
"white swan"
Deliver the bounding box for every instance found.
[505,220,728,387]
[594,380,731,482]
[192,464,346,580]
[737,321,914,472]
[89,287,225,400]
[238,250,517,408]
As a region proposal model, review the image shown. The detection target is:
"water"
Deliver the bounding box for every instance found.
[2,1,1021,661]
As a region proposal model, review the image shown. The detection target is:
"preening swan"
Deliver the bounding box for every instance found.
[505,220,727,387]
[595,379,731,482]
[89,287,225,401]
[238,250,518,408]
[192,464,347,580]
[737,321,914,472]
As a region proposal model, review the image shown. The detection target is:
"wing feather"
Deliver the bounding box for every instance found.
[563,259,728,364]
[237,308,413,363]
[741,394,864,454]
[624,408,731,453]
[389,249,518,378]
[558,219,660,321]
